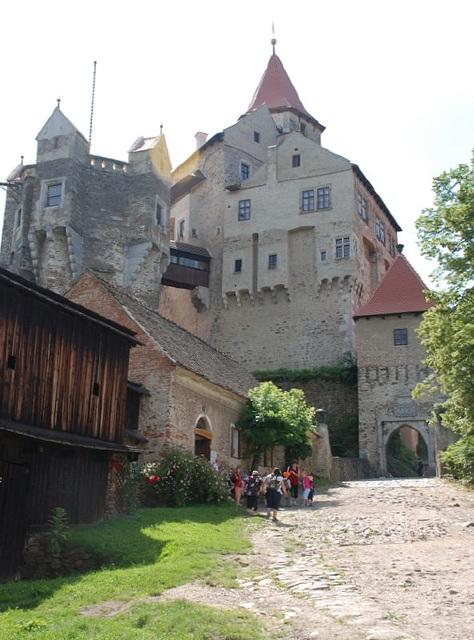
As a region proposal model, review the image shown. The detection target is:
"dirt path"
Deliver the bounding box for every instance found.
[161,479,474,639]
[84,478,474,639]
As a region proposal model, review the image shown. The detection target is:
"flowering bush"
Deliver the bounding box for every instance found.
[138,449,230,507]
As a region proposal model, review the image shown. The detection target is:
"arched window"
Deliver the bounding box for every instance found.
[194,416,212,460]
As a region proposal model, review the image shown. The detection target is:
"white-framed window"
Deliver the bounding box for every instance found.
[234,258,242,273]
[268,254,277,269]
[357,192,368,222]
[317,186,331,210]
[335,236,351,258]
[238,199,251,221]
[41,177,66,209]
[231,424,241,458]
[302,189,314,212]
[375,216,385,244]
[240,163,250,181]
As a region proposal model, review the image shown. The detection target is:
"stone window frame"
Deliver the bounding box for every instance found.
[230,423,241,459]
[317,186,331,210]
[238,199,251,221]
[301,188,315,213]
[335,236,351,259]
[240,163,250,181]
[394,328,408,346]
[357,191,368,222]
[268,253,278,269]
[234,258,243,273]
[154,194,167,228]
[375,215,386,245]
[40,177,66,210]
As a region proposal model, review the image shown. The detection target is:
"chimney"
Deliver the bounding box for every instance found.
[195,132,208,149]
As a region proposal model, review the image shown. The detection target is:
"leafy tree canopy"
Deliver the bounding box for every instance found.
[237,381,316,467]
[415,154,474,482]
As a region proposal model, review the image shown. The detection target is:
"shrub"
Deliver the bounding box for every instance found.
[439,436,474,485]
[138,449,230,507]
[43,507,70,554]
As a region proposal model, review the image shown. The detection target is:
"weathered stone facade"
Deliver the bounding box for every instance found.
[1,108,170,307]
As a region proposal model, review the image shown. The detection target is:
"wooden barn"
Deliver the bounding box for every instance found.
[0,267,140,581]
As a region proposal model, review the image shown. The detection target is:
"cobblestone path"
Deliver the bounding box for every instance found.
[237,478,474,640]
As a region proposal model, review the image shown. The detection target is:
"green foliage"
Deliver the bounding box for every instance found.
[439,435,474,486]
[386,431,418,478]
[137,449,230,507]
[415,153,474,483]
[253,352,358,386]
[237,381,316,466]
[326,413,359,458]
[43,507,70,555]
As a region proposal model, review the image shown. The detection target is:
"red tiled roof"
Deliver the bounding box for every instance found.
[246,54,324,131]
[354,255,434,317]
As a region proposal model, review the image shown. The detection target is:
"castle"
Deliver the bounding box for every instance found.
[1,42,450,476]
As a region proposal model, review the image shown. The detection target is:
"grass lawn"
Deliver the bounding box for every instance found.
[0,504,266,639]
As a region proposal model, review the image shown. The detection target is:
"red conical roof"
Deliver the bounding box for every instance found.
[246,54,324,131]
[355,254,434,317]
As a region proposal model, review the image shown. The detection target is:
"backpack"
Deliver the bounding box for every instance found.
[266,475,280,491]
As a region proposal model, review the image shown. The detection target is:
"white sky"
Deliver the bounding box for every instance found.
[1,0,473,287]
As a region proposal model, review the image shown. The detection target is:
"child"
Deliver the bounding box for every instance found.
[302,471,313,507]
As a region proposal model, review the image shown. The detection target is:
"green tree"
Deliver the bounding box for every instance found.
[415,153,474,483]
[237,381,316,469]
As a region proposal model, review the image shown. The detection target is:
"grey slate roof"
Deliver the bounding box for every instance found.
[101,282,257,399]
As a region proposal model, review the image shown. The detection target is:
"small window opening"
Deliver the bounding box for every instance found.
[268,254,278,269]
[234,259,242,273]
[254,131,260,143]
[92,382,100,396]
[7,355,16,370]
[292,154,301,167]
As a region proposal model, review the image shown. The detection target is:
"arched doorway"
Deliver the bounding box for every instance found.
[386,425,428,477]
[194,416,212,460]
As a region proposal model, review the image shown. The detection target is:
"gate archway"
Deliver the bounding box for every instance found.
[379,420,436,477]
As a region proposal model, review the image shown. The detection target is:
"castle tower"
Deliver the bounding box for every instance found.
[355,253,441,475]
[1,106,171,306]
[162,43,401,371]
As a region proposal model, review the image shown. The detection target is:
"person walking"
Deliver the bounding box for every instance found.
[302,470,313,507]
[263,467,287,522]
[287,460,300,505]
[244,470,263,513]
[231,466,243,507]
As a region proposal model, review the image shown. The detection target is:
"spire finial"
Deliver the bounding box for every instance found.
[271,22,276,55]
[160,123,163,135]
[57,97,61,109]
[20,155,24,165]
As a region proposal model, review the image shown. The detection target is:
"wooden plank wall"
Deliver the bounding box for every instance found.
[0,282,130,443]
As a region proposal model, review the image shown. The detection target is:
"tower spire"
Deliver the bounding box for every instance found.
[271,22,276,55]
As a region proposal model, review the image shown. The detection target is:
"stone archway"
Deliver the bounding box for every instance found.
[379,420,436,477]
[194,415,212,461]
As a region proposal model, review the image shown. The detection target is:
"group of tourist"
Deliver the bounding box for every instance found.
[229,461,315,522]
